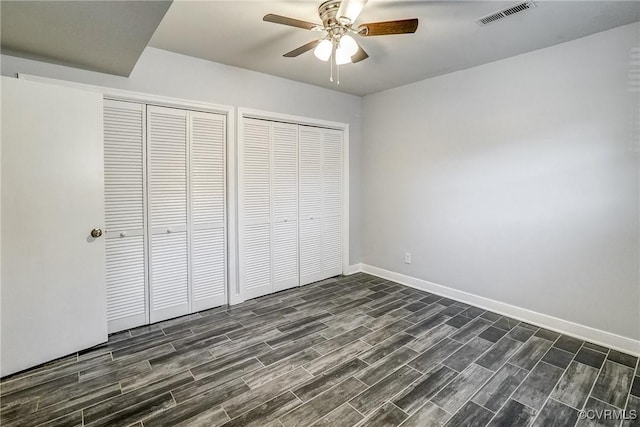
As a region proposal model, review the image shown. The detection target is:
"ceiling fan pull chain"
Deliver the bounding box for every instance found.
[330,49,334,82]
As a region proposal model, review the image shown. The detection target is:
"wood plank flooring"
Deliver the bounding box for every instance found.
[1,273,638,426]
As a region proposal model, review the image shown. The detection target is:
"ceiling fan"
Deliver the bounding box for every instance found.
[263,0,418,66]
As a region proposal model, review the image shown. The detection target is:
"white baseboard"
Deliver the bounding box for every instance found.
[344,263,364,275]
[360,264,640,357]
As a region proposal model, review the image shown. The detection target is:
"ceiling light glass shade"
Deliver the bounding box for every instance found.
[337,0,367,24]
[314,39,333,61]
[335,46,352,65]
[339,34,358,57]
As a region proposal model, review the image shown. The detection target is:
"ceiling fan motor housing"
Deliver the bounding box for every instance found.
[319,0,342,28]
[319,0,355,44]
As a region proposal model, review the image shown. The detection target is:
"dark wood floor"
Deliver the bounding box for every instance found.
[1,273,638,427]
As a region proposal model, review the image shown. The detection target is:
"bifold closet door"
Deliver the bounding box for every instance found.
[147,106,189,322]
[105,103,226,329]
[272,122,299,292]
[240,119,273,299]
[190,111,227,311]
[299,126,343,286]
[298,126,323,285]
[321,129,343,277]
[240,119,300,298]
[104,100,147,333]
[240,119,341,298]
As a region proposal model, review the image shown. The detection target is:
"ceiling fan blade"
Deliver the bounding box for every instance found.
[283,40,321,57]
[263,14,320,31]
[337,0,368,24]
[358,18,418,36]
[351,45,369,63]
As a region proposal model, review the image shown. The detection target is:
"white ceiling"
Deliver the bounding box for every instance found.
[1,1,172,76]
[150,0,640,95]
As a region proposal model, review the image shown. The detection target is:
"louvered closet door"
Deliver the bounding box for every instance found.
[299,126,324,286]
[147,106,189,322]
[103,100,147,333]
[241,118,273,299]
[272,122,299,292]
[322,129,343,276]
[190,111,226,311]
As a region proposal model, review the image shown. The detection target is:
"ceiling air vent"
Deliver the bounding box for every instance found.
[475,1,536,26]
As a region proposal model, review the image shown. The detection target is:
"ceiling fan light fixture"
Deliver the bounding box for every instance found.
[339,34,358,56]
[264,0,419,82]
[314,39,333,61]
[335,46,352,65]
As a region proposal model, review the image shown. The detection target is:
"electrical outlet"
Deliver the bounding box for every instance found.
[404,252,412,264]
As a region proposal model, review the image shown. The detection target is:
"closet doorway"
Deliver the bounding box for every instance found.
[104,99,231,333]
[236,109,349,303]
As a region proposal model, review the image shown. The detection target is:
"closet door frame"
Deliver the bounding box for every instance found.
[236,107,350,305]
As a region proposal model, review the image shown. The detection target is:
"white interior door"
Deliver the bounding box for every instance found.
[240,118,273,299]
[1,77,107,376]
[103,100,147,333]
[189,111,227,311]
[147,106,189,322]
[272,122,299,292]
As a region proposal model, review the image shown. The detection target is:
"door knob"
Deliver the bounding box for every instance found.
[90,228,103,238]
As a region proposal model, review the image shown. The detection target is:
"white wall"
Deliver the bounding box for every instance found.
[362,22,640,342]
[0,47,363,265]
